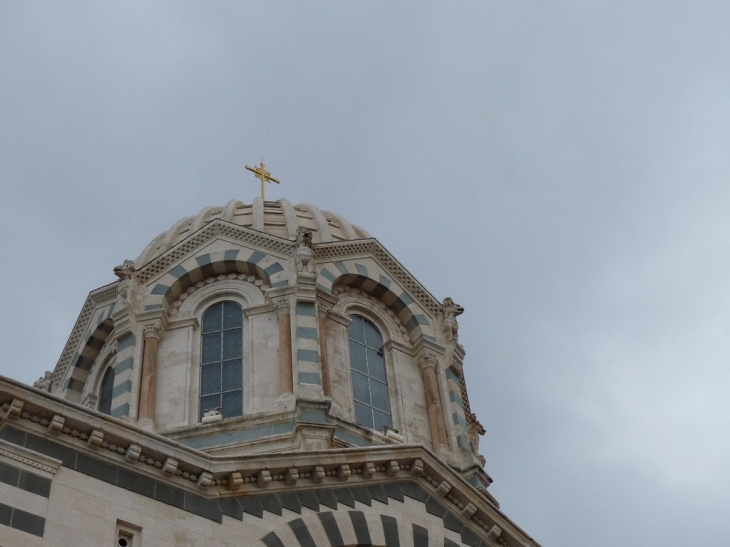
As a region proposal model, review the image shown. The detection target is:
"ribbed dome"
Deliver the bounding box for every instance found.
[135,197,371,266]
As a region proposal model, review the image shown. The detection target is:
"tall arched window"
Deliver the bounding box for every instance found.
[99,367,115,416]
[348,315,392,431]
[200,301,243,420]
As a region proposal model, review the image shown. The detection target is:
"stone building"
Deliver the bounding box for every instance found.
[0,198,540,547]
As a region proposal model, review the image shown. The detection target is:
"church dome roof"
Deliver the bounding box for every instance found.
[135,197,371,266]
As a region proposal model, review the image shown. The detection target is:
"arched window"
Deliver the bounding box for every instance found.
[348,315,392,431]
[200,301,243,420]
[99,367,115,416]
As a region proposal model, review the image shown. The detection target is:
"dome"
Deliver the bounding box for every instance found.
[135,197,371,266]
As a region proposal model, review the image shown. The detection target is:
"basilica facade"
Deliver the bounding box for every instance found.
[0,198,539,547]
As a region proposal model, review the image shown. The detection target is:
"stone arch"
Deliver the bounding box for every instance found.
[171,274,269,319]
[318,261,434,343]
[145,248,288,313]
[251,510,452,547]
[81,341,118,406]
[332,287,412,347]
[64,312,115,401]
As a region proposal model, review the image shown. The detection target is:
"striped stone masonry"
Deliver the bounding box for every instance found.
[64,301,116,401]
[317,260,435,343]
[109,332,136,419]
[145,249,288,313]
[0,438,59,542]
[446,367,470,451]
[0,378,530,547]
[295,302,321,387]
[0,425,500,547]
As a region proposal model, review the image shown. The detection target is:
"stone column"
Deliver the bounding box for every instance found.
[418,352,449,450]
[275,300,293,396]
[138,324,162,422]
[318,306,331,398]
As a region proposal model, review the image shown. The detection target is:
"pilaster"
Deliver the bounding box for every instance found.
[417,351,450,455]
[137,321,164,429]
[316,292,338,398]
[293,272,324,401]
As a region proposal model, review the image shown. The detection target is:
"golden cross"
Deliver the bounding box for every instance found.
[245,159,280,200]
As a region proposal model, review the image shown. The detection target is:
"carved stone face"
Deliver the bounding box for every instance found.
[114,260,136,280]
[443,297,464,317]
[298,229,313,245]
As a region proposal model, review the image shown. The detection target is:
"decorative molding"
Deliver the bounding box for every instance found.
[273,299,291,316]
[51,283,117,392]
[197,471,213,489]
[417,351,439,372]
[136,220,294,284]
[316,239,441,316]
[48,414,65,434]
[0,440,61,475]
[170,273,271,319]
[143,323,164,341]
[0,380,521,546]
[7,398,23,418]
[163,457,178,475]
[87,429,104,449]
[332,286,411,346]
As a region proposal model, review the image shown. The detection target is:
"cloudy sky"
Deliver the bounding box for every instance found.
[2,2,729,545]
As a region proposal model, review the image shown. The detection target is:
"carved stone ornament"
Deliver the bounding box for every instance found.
[295,227,315,274]
[417,351,439,372]
[273,299,291,316]
[468,412,486,453]
[441,297,464,342]
[143,323,163,341]
[33,370,53,392]
[113,259,141,311]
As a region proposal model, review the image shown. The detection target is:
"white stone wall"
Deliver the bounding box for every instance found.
[155,279,280,430]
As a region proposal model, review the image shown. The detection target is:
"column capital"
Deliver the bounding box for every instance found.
[273,299,291,316]
[417,351,440,372]
[143,323,163,341]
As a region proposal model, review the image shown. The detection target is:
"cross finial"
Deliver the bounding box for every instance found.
[245,159,280,200]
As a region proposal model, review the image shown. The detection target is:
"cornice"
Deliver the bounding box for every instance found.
[0,376,538,547]
[0,439,62,476]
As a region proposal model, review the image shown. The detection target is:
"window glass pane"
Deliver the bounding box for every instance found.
[349,341,367,373]
[351,370,371,405]
[223,302,242,329]
[202,333,220,364]
[222,328,243,360]
[201,364,221,396]
[222,390,243,418]
[362,318,383,350]
[348,316,365,344]
[222,359,242,390]
[99,368,115,415]
[201,300,246,422]
[200,394,220,418]
[202,303,222,333]
[373,409,393,432]
[348,314,392,431]
[367,348,386,381]
[370,380,390,412]
[354,401,373,429]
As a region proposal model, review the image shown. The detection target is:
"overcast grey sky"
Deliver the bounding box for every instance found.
[2,2,729,545]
